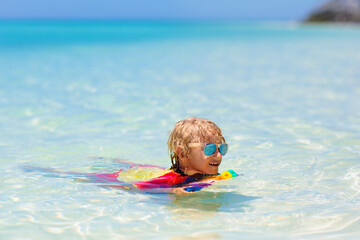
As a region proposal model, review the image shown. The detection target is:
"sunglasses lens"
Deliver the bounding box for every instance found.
[220,144,228,156]
[204,143,216,156]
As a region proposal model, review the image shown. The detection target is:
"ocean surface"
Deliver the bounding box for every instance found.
[1,20,360,239]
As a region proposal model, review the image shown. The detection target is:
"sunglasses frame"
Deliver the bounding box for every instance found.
[188,143,228,156]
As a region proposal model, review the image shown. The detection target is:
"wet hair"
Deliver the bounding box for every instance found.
[167,117,225,171]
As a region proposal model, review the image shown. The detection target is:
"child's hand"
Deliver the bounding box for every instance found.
[171,187,200,195]
[183,186,203,192]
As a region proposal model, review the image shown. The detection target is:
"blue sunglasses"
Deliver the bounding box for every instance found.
[189,143,228,156]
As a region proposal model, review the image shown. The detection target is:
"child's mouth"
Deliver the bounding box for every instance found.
[209,162,220,167]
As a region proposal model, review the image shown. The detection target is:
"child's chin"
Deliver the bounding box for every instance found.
[207,167,219,175]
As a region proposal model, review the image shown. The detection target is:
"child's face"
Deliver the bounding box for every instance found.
[186,141,223,175]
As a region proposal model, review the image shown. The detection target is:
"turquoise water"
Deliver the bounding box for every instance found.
[1,20,360,239]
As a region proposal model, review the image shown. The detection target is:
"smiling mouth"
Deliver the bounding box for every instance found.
[209,163,220,167]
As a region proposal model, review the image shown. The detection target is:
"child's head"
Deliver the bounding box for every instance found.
[167,117,226,175]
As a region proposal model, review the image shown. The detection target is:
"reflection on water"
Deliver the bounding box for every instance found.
[168,191,257,213]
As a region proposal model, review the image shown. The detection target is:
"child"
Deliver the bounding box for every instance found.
[25,117,237,195]
[132,117,237,194]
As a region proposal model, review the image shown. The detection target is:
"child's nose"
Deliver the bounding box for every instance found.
[215,149,222,158]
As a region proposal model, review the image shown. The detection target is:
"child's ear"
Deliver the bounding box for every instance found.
[176,146,186,160]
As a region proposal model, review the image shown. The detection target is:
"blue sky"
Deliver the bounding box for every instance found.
[0,0,327,20]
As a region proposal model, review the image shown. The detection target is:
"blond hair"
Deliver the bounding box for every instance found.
[167,117,225,171]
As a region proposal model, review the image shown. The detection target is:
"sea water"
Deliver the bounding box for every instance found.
[0,20,360,239]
